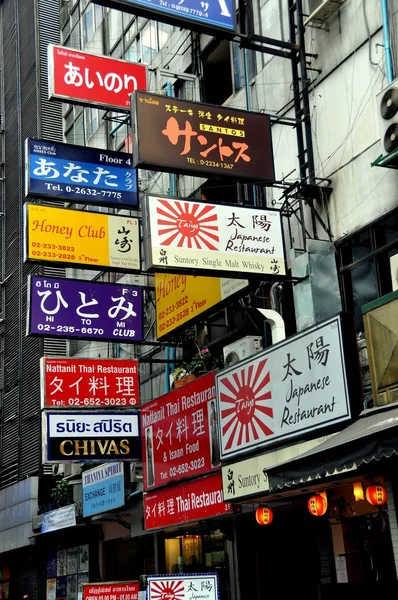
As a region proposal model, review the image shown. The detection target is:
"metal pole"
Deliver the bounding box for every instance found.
[381,0,394,84]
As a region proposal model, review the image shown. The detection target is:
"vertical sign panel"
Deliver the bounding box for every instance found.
[82,463,125,517]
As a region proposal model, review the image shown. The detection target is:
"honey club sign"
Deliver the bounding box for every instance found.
[48,45,147,111]
[216,315,354,460]
[141,372,220,491]
[144,195,286,278]
[131,91,275,182]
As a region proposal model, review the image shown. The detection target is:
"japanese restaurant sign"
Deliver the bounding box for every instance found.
[155,273,249,338]
[24,204,140,271]
[41,358,140,408]
[43,411,140,462]
[148,574,219,600]
[143,472,232,530]
[131,91,274,182]
[28,276,143,343]
[144,195,285,277]
[83,582,139,600]
[25,139,138,208]
[141,372,220,490]
[216,315,354,460]
[48,44,147,111]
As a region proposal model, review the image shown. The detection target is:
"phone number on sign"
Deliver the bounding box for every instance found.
[158,296,188,320]
[169,458,205,477]
[45,185,123,200]
[64,397,137,406]
[31,250,75,260]
[158,308,189,332]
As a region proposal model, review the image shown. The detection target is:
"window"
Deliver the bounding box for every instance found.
[85,107,99,138]
[337,207,398,332]
[202,40,233,105]
[81,3,103,46]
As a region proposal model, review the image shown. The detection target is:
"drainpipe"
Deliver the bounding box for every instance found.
[257,309,286,345]
[381,0,394,84]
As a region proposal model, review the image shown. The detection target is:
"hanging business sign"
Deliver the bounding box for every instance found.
[43,411,140,462]
[144,195,285,278]
[221,455,270,502]
[25,139,138,208]
[143,473,232,530]
[41,358,140,408]
[83,582,139,600]
[216,315,359,460]
[147,574,219,600]
[42,504,77,533]
[48,44,147,111]
[141,372,220,491]
[82,463,125,517]
[131,91,274,182]
[24,204,140,271]
[28,276,143,343]
[95,0,235,35]
[155,273,249,339]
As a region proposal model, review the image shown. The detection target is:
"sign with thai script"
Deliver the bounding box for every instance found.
[143,473,232,529]
[24,204,140,271]
[144,196,285,278]
[82,463,125,517]
[141,372,219,491]
[41,358,140,408]
[43,411,140,462]
[148,574,218,600]
[42,504,76,533]
[155,273,249,338]
[96,0,234,34]
[83,582,139,600]
[216,315,352,460]
[48,45,147,111]
[25,139,138,208]
[132,92,274,181]
[28,276,143,343]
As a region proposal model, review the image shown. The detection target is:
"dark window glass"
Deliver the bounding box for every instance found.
[344,260,378,332]
[340,230,372,267]
[374,211,398,247]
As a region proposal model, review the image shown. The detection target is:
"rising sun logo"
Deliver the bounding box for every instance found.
[150,580,185,600]
[156,199,219,250]
[219,357,273,452]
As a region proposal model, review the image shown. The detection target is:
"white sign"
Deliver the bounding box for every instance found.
[216,315,351,459]
[148,574,218,600]
[222,455,269,501]
[42,504,76,533]
[47,412,139,437]
[144,195,286,277]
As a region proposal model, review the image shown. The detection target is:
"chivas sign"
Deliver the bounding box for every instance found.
[43,411,140,462]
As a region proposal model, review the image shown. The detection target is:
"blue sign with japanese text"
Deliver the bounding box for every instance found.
[96,0,235,33]
[27,275,143,343]
[82,463,125,517]
[25,138,138,208]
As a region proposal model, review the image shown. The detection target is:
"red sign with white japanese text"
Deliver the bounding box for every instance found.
[48,45,147,111]
[144,473,232,530]
[41,358,140,408]
[83,582,139,600]
[141,372,220,491]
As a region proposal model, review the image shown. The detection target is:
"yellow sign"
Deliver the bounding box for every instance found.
[155,273,248,338]
[25,204,140,270]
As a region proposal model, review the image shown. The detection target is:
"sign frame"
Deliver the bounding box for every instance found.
[27,276,144,344]
[25,138,138,209]
[131,91,275,182]
[143,194,286,279]
[95,0,236,37]
[43,410,141,463]
[48,44,147,112]
[147,574,219,600]
[215,313,362,461]
[40,357,140,408]
[24,203,141,273]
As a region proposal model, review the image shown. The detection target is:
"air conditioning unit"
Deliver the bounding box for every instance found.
[376,78,398,156]
[305,0,345,27]
[223,336,263,368]
[52,463,82,478]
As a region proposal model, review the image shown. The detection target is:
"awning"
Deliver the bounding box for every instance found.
[268,405,398,491]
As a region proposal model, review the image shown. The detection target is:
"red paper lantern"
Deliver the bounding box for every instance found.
[366,484,387,506]
[255,507,273,525]
[308,494,327,516]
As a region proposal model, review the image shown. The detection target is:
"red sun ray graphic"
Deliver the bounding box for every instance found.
[150,580,185,600]
[156,199,219,250]
[219,358,273,452]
